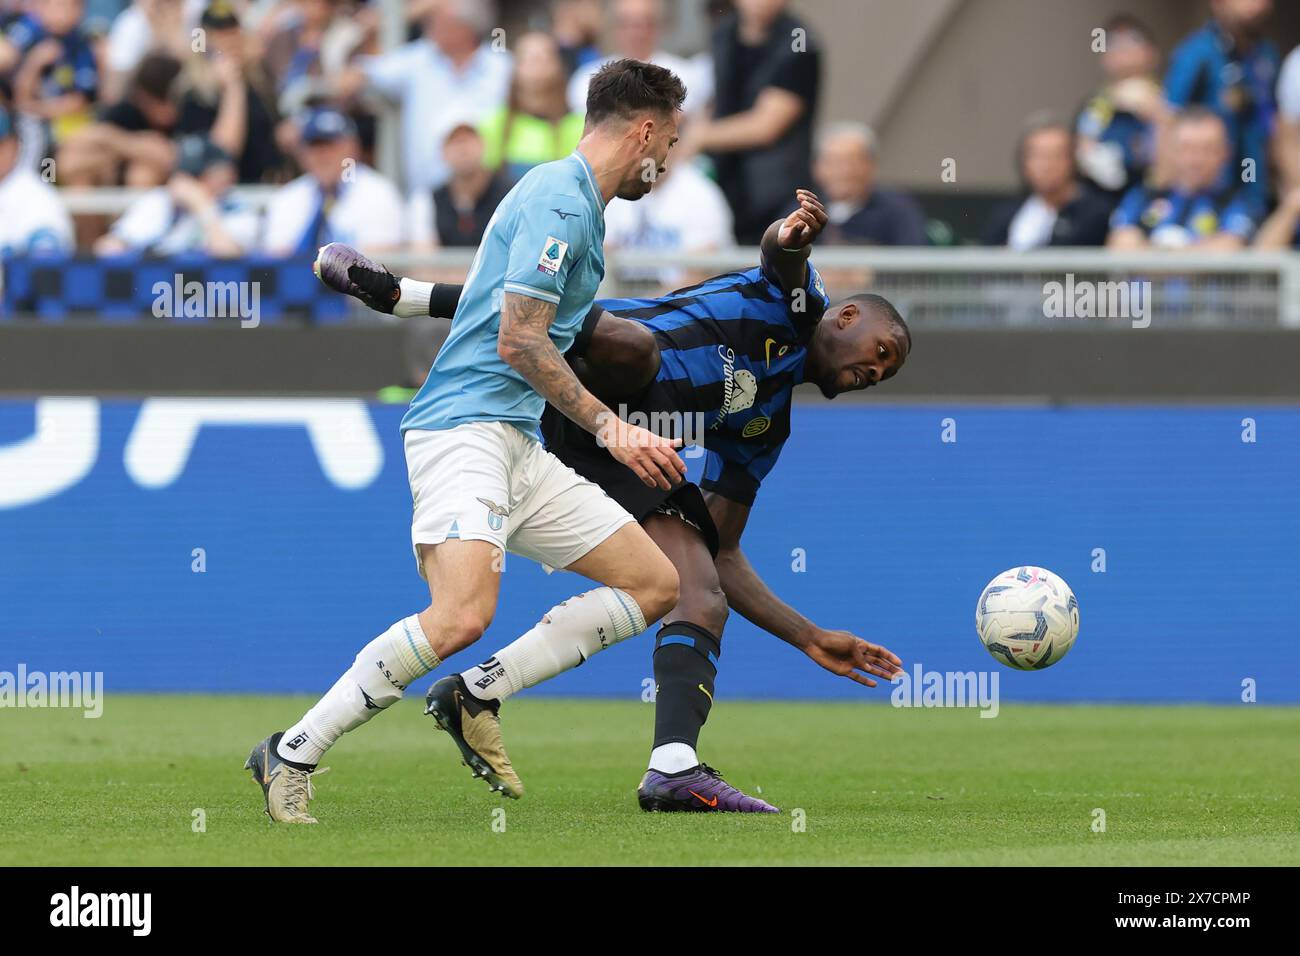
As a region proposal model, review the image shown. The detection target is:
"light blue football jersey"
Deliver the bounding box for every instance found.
[401,151,607,436]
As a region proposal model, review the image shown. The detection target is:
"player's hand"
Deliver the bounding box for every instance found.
[776,188,829,251]
[600,417,686,490]
[803,627,903,688]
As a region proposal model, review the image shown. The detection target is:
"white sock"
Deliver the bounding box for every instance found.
[394,277,433,318]
[277,615,440,766]
[649,743,700,774]
[460,587,647,702]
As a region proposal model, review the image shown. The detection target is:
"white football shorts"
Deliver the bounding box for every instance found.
[403,420,635,575]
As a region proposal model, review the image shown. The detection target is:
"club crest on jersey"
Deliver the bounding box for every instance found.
[477,497,509,531]
[742,416,771,438]
[537,236,568,276]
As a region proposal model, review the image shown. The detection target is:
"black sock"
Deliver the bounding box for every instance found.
[652,621,722,750]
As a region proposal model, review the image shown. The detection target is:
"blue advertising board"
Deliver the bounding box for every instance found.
[1,398,1296,702]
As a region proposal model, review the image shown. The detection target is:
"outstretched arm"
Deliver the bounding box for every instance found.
[424,286,661,397]
[705,490,903,687]
[312,244,660,398]
[759,188,829,294]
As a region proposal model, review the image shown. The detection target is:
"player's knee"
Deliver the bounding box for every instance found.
[438,609,494,654]
[638,560,680,623]
[685,582,729,636]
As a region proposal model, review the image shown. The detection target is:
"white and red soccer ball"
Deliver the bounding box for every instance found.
[975,566,1080,670]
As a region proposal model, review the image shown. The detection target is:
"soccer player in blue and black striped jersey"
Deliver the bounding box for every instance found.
[316,188,908,812]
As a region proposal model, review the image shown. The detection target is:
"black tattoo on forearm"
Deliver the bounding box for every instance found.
[498,292,612,435]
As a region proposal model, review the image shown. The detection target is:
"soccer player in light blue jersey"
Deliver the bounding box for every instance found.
[247,60,687,822]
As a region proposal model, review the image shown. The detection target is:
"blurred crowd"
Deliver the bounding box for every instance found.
[991,0,1300,254]
[1,0,1300,261]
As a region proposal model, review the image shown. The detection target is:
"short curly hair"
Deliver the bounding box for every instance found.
[842,293,911,353]
[585,58,686,127]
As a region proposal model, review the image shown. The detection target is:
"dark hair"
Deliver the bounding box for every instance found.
[1103,14,1155,46]
[844,293,911,353]
[132,53,181,102]
[584,58,686,127]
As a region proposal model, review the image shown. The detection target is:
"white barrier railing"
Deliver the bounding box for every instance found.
[381,248,1300,328]
[43,193,1300,327]
[60,186,279,216]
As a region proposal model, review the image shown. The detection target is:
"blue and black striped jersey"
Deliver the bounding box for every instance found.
[596,261,830,505]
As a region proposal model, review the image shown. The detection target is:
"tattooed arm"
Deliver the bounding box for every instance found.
[498,291,684,490]
[497,292,607,431]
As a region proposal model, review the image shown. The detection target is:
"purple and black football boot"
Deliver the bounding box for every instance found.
[312,242,401,313]
[637,763,779,813]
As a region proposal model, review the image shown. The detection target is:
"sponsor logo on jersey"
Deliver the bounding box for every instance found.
[764,337,789,368]
[712,346,757,428]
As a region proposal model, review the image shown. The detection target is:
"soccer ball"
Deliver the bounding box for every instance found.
[975,567,1080,670]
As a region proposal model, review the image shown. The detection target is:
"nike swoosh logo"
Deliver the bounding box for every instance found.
[688,790,718,807]
[698,684,713,703]
[764,338,777,368]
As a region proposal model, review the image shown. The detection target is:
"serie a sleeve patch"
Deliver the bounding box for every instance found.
[537,236,569,277]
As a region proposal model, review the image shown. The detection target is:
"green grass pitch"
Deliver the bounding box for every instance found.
[2,696,1297,866]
